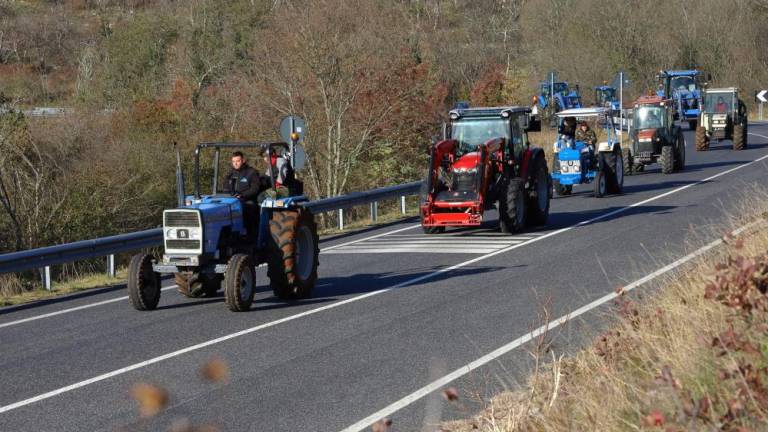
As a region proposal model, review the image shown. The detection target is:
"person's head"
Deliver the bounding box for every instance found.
[717,96,725,104]
[580,121,589,131]
[231,151,245,170]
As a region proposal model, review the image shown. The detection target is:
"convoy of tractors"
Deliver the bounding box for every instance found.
[126,68,750,313]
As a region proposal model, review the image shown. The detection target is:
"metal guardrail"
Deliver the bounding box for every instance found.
[0,181,423,288]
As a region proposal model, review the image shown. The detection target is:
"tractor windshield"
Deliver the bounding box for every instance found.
[596,88,616,105]
[670,76,696,92]
[634,106,666,130]
[703,93,735,113]
[451,119,510,154]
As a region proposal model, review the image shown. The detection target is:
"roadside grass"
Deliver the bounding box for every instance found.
[440,195,768,430]
[0,268,127,307]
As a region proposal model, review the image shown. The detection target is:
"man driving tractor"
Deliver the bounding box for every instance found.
[225,151,266,236]
[575,121,597,181]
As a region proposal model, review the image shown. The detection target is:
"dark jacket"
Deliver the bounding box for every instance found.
[225,164,261,201]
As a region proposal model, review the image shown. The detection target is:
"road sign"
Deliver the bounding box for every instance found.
[757,90,768,103]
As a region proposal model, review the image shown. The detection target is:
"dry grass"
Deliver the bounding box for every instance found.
[0,267,127,307]
[441,198,768,431]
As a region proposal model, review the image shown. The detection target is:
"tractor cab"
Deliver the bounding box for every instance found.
[696,88,748,150]
[625,96,684,175]
[420,106,550,234]
[656,70,706,129]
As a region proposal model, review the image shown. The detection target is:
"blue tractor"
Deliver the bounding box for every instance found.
[127,137,320,312]
[550,107,624,198]
[656,70,707,130]
[535,79,583,127]
[594,85,620,112]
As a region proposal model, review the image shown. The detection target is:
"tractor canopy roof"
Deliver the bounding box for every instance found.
[633,95,671,107]
[705,87,738,95]
[449,106,530,120]
[659,70,700,77]
[556,107,608,118]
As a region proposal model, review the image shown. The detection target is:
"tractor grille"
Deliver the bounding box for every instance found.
[453,173,477,192]
[164,211,200,227]
[166,240,201,250]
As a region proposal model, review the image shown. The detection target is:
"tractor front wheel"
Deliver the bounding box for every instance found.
[733,123,746,150]
[623,149,634,176]
[224,254,255,312]
[659,145,674,174]
[499,177,526,233]
[674,131,686,171]
[128,254,161,311]
[605,148,624,194]
[526,155,550,225]
[695,125,709,151]
[268,209,319,300]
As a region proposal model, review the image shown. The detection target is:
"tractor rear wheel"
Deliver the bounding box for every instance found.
[623,149,634,176]
[733,123,746,150]
[659,145,674,174]
[128,254,161,311]
[674,131,686,171]
[268,209,319,300]
[224,254,255,312]
[526,155,550,225]
[695,125,709,151]
[175,273,220,298]
[499,177,526,233]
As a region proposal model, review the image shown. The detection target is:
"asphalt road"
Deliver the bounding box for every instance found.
[2,123,768,432]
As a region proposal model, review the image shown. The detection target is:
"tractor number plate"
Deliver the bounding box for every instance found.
[177,229,189,239]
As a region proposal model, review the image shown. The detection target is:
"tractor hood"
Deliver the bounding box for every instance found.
[452,152,480,171]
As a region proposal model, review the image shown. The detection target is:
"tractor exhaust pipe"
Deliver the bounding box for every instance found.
[174,143,186,207]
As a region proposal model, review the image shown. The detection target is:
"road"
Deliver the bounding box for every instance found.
[2,123,768,432]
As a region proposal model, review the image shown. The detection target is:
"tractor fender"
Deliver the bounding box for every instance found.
[521,147,545,180]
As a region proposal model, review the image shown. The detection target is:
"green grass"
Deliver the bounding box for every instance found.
[0,268,127,307]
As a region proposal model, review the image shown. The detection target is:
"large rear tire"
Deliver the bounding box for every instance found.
[224,254,255,312]
[605,148,624,194]
[674,131,686,171]
[268,209,319,300]
[128,254,161,311]
[499,177,526,233]
[695,125,709,151]
[659,145,674,174]
[526,155,550,225]
[733,123,746,150]
[623,148,634,176]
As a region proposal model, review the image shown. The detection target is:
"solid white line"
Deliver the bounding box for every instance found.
[0,285,178,330]
[340,241,519,246]
[1,150,766,414]
[323,248,502,254]
[339,219,763,432]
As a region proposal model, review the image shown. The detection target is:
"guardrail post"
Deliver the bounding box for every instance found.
[371,202,378,223]
[400,196,406,215]
[338,209,344,230]
[41,266,51,291]
[107,254,116,278]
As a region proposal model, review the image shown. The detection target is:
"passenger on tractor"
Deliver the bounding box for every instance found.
[559,116,577,139]
[225,151,264,237]
[258,148,292,203]
[575,121,597,182]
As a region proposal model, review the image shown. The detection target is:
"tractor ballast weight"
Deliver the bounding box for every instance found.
[656,69,705,129]
[127,134,320,312]
[624,96,685,175]
[695,87,748,151]
[420,106,551,234]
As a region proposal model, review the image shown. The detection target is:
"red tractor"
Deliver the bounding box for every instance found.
[420,106,550,234]
[625,96,685,175]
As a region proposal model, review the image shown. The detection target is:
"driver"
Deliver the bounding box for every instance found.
[715,96,728,113]
[225,151,262,236]
[575,121,597,181]
[646,111,662,129]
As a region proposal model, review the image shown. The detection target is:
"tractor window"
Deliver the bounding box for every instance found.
[596,88,616,105]
[451,119,510,155]
[634,106,666,130]
[670,76,696,92]
[703,93,734,113]
[553,83,568,95]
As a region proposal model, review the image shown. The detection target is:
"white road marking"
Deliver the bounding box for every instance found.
[324,248,506,254]
[339,219,763,432]
[0,285,178,330]
[325,233,533,254]
[1,151,767,414]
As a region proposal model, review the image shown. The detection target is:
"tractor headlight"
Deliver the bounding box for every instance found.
[166,229,177,239]
[188,228,202,240]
